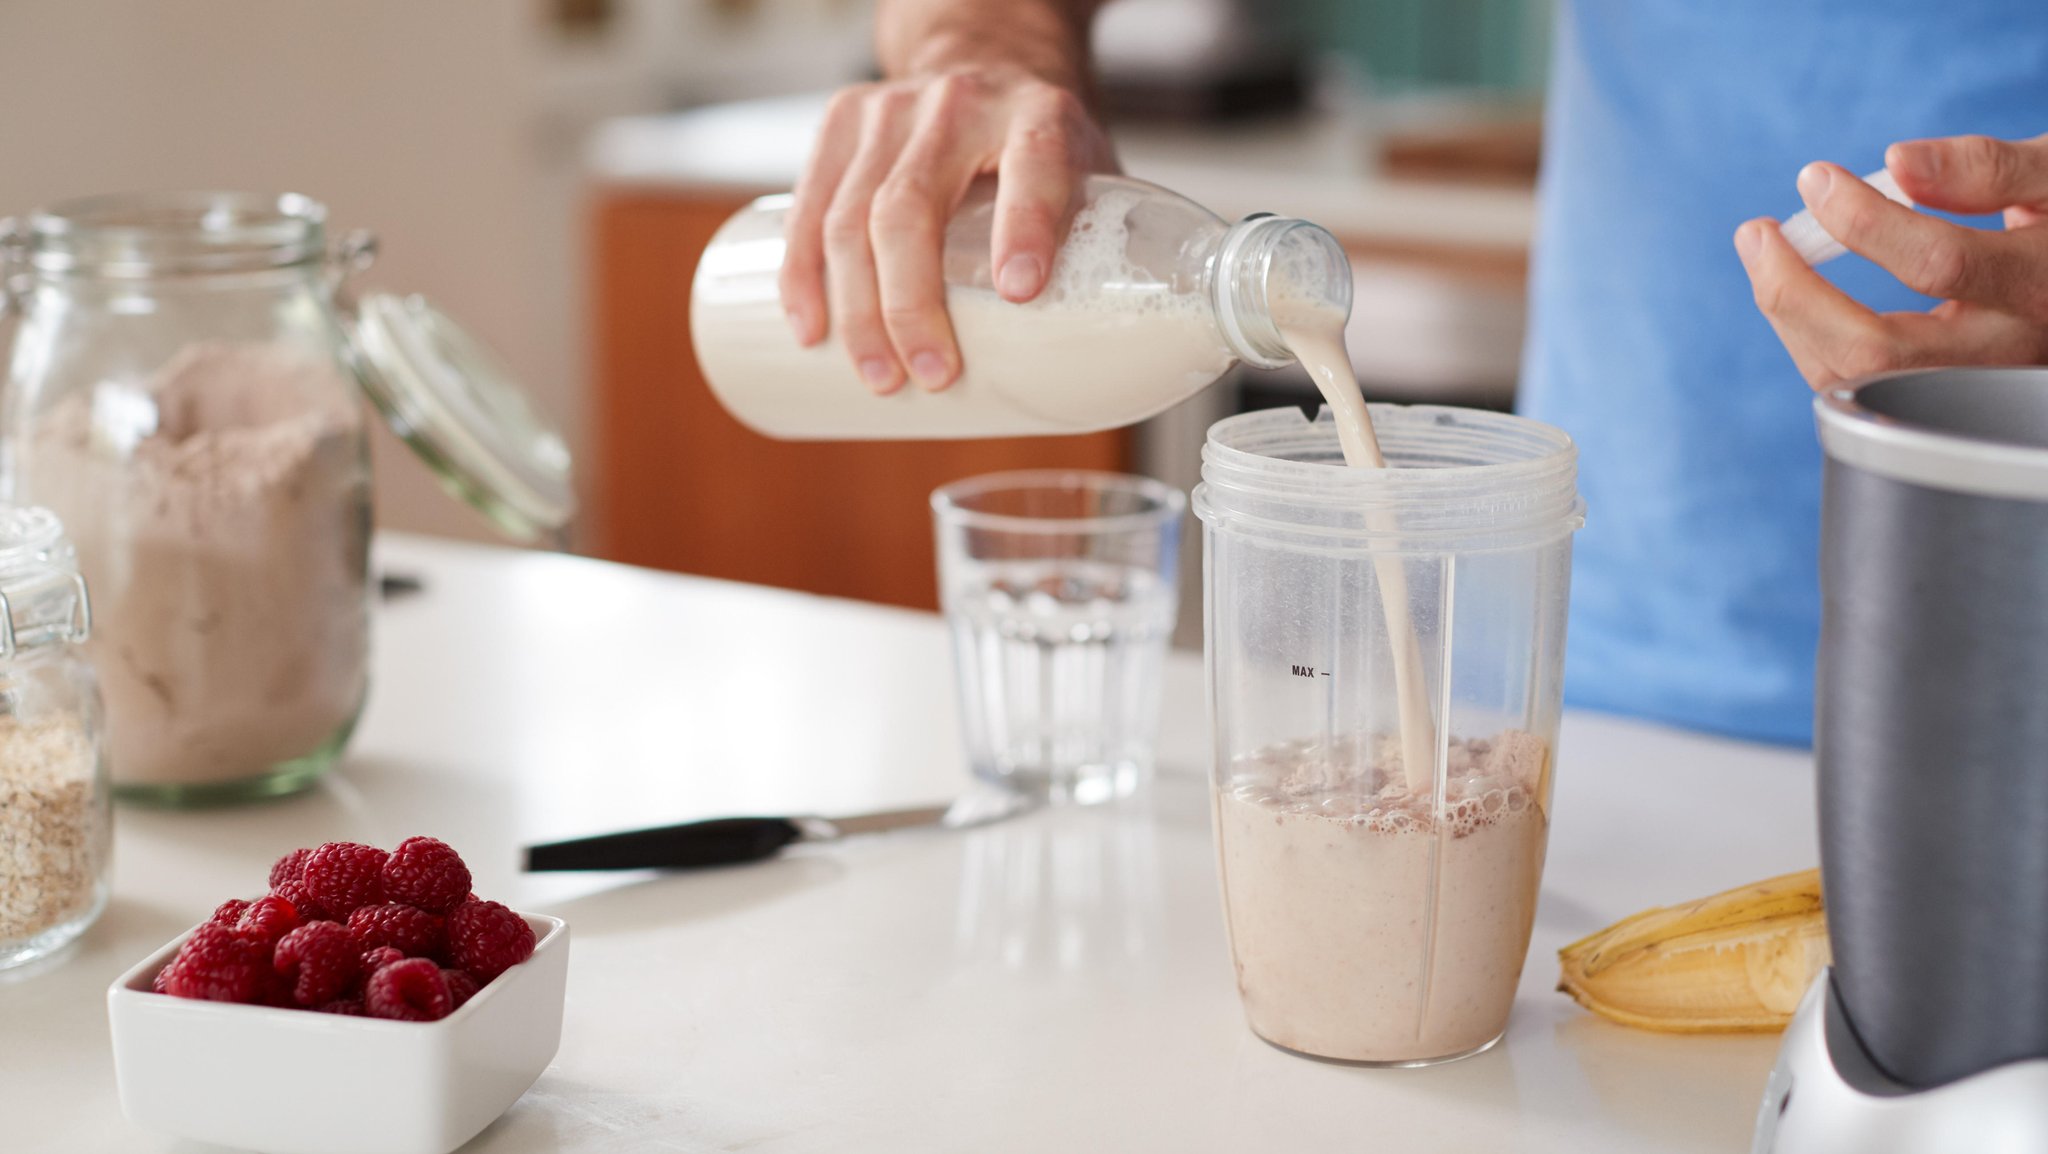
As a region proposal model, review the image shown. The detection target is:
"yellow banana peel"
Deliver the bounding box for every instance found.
[1557,868,1831,1033]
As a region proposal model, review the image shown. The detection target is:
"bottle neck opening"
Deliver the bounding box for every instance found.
[1209,215,1354,370]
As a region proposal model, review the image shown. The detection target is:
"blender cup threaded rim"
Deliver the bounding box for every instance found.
[1196,405,1583,551]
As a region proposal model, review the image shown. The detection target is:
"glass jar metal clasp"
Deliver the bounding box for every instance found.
[326,228,378,304]
[0,572,94,659]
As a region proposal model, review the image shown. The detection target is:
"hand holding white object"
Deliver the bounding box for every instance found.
[1734,133,2048,390]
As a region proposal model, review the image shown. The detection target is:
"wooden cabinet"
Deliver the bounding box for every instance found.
[589,188,1132,611]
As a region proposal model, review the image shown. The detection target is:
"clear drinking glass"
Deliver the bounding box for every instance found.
[932,471,1185,804]
[1195,405,1583,1065]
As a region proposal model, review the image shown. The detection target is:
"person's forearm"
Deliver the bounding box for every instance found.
[876,0,1102,92]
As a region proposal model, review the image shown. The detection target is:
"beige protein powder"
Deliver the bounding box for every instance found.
[24,343,371,787]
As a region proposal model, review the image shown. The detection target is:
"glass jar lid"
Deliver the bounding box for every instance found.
[0,506,90,656]
[351,293,577,542]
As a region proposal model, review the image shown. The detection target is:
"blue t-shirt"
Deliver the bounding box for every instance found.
[1520,0,2048,745]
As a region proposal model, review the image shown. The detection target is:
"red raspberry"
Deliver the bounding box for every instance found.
[151,964,173,994]
[445,898,534,983]
[382,837,472,914]
[235,895,302,945]
[160,924,274,1004]
[365,958,453,1021]
[268,847,330,920]
[303,842,388,918]
[441,968,480,1010]
[273,921,360,1007]
[361,945,406,972]
[268,847,311,891]
[207,898,252,927]
[316,997,365,1016]
[346,903,445,958]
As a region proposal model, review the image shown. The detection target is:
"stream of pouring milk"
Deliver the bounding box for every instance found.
[1272,302,1438,793]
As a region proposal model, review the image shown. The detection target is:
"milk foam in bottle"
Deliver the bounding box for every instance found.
[689,176,1351,440]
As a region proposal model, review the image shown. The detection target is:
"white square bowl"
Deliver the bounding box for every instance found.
[108,912,568,1154]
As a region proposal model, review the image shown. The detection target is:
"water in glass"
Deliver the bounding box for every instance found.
[945,558,1175,803]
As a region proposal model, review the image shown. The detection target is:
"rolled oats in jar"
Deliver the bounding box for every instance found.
[0,506,110,971]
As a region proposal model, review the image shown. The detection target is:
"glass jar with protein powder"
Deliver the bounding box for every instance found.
[0,192,574,804]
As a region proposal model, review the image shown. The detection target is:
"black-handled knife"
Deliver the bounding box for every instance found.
[524,795,1028,872]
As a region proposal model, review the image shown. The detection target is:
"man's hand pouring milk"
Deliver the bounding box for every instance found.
[776,0,1114,396]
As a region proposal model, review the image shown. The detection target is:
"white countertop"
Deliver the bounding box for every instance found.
[5,533,1815,1152]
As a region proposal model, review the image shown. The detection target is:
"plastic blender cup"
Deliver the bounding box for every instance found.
[1194,405,1583,1064]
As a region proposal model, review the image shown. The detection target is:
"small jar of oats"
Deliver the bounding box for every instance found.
[0,506,108,971]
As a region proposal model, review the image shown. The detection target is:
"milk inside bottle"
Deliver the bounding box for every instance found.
[689,176,1351,440]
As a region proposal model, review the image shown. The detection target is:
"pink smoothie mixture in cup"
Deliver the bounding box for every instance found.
[1215,731,1549,1063]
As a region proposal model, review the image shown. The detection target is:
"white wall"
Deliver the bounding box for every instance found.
[0,1,552,541]
[0,0,873,548]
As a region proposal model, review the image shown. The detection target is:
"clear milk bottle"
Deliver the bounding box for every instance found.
[688,176,1353,440]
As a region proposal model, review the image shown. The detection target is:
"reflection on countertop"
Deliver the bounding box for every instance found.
[951,782,1211,976]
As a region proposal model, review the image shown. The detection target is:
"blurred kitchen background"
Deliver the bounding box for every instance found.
[0,0,1548,632]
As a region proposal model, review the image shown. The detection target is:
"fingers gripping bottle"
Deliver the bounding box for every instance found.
[689,176,1352,440]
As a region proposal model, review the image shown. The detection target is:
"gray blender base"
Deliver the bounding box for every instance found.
[1754,970,2048,1153]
